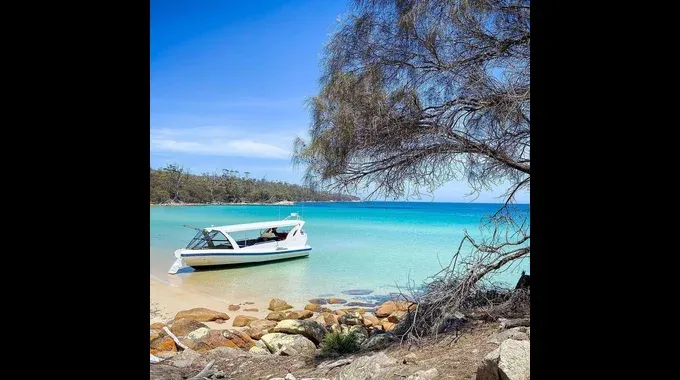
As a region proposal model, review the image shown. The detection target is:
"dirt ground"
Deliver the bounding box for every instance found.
[150,322,501,380]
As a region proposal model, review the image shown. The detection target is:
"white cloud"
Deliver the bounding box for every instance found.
[150,126,296,159]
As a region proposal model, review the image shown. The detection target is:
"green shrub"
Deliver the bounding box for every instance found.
[321,331,361,355]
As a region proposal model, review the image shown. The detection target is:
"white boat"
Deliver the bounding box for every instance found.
[168,213,311,274]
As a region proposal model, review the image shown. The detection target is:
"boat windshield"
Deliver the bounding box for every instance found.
[186,230,233,250]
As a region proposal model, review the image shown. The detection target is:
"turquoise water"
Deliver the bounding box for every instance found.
[150,202,529,305]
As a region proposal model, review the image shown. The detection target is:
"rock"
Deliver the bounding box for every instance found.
[245,319,278,339]
[345,308,367,314]
[250,319,277,331]
[476,339,530,380]
[375,301,415,318]
[228,304,240,311]
[381,320,396,332]
[362,314,381,327]
[360,332,396,351]
[345,301,376,307]
[175,307,230,322]
[305,303,322,312]
[273,319,328,345]
[309,298,329,305]
[407,368,439,380]
[498,339,530,380]
[150,322,165,330]
[214,318,226,324]
[285,373,297,380]
[387,310,407,323]
[341,289,374,295]
[285,310,314,320]
[313,312,339,329]
[261,333,317,356]
[222,329,255,349]
[244,301,255,305]
[204,346,242,359]
[150,328,162,343]
[169,318,209,337]
[499,318,530,330]
[150,336,177,355]
[249,346,270,355]
[244,308,259,312]
[338,312,363,326]
[183,330,238,353]
[335,310,347,316]
[266,311,288,321]
[233,315,259,327]
[255,339,267,350]
[348,325,368,344]
[169,349,202,368]
[329,298,347,304]
[187,327,210,340]
[321,307,332,313]
[269,298,294,311]
[337,352,398,380]
[487,327,530,345]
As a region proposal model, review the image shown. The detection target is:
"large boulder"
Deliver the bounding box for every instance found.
[260,333,316,356]
[244,319,278,340]
[375,301,415,318]
[337,352,398,380]
[187,327,210,340]
[476,339,530,380]
[362,314,381,327]
[168,319,208,337]
[272,319,327,345]
[232,315,259,327]
[174,307,230,322]
[269,298,294,312]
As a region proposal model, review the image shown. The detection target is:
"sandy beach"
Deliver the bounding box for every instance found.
[150,278,305,330]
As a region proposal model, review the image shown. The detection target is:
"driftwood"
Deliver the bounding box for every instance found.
[499,318,530,329]
[163,326,189,350]
[188,359,215,380]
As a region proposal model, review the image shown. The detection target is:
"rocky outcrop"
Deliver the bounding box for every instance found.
[260,333,317,356]
[272,319,328,345]
[174,307,230,322]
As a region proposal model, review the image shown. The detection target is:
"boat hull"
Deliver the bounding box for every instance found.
[179,246,312,267]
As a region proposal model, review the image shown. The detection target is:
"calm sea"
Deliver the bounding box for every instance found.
[150,202,529,305]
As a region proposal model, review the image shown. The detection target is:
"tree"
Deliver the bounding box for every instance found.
[292,0,530,342]
[162,164,188,202]
[203,170,220,203]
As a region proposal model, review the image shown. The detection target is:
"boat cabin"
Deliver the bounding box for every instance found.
[184,218,305,251]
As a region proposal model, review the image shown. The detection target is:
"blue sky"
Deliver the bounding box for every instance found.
[150,0,529,203]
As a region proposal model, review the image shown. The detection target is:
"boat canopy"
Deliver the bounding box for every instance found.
[203,219,303,235]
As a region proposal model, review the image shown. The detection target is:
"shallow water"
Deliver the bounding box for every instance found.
[150,202,530,305]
